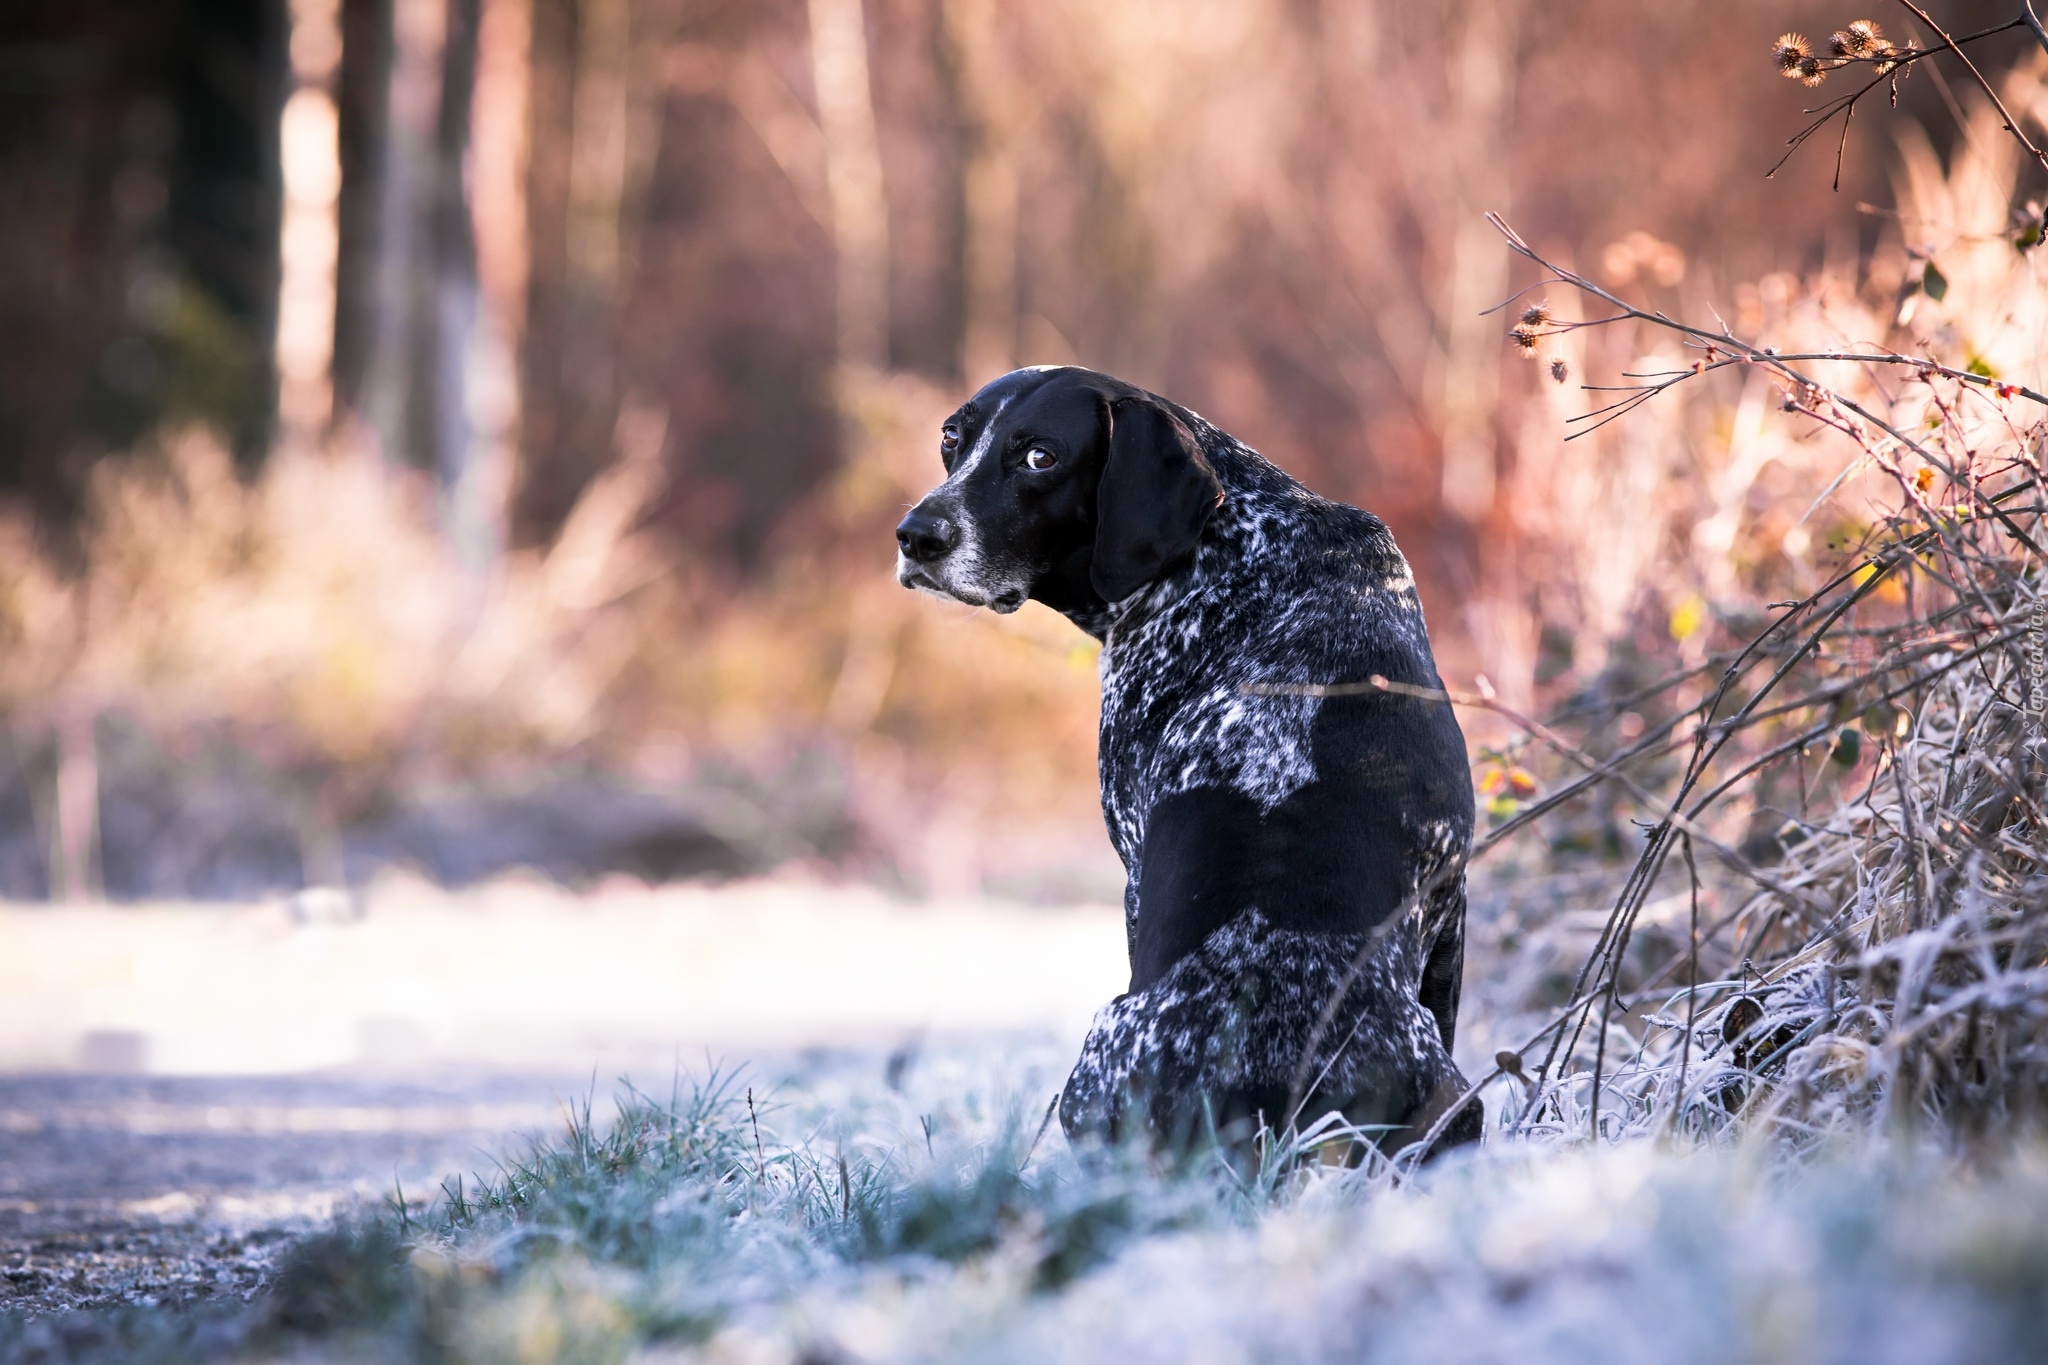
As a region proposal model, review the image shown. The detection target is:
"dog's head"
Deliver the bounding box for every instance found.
[894,367,1223,614]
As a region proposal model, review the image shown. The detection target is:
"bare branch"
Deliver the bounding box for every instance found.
[1891,1,2048,175]
[2027,0,2048,59]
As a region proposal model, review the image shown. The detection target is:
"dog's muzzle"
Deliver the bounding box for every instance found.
[892,504,1024,612]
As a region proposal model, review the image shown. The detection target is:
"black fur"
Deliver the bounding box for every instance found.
[895,366,1480,1155]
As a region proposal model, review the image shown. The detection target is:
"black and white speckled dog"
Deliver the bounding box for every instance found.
[894,366,1480,1155]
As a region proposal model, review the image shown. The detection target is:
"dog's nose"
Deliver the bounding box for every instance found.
[895,507,958,563]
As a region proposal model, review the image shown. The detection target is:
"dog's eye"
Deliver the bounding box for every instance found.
[940,426,961,457]
[1023,447,1057,471]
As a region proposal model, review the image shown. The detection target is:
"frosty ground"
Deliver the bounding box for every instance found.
[3,877,2047,1364]
[6,1043,2047,1365]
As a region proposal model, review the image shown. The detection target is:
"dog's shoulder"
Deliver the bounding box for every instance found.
[1103,438,1440,712]
[1096,435,1466,844]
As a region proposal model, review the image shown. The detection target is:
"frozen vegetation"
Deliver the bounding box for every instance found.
[6,1046,2048,1364]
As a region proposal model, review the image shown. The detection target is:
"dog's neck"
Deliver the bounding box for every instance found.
[1057,429,1302,644]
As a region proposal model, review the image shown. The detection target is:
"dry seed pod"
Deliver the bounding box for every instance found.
[1774,32,1814,76]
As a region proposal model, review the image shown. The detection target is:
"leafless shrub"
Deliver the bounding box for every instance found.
[0,377,1107,893]
[1436,40,2048,1157]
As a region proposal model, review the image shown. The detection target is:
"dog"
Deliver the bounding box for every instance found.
[895,366,1480,1155]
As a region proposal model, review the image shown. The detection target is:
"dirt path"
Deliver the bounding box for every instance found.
[0,880,1126,1321]
[0,1072,576,1319]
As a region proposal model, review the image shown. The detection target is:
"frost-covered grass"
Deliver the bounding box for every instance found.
[7,1044,2048,1365]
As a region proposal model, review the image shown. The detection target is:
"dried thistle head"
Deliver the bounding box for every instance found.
[1798,55,1827,87]
[1519,301,1552,327]
[1871,36,1901,74]
[1774,32,1814,76]
[1549,357,1570,384]
[1509,322,1542,354]
[1831,20,1879,57]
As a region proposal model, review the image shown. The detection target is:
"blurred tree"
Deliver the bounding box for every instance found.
[0,0,279,541]
[331,0,502,565]
[520,0,841,565]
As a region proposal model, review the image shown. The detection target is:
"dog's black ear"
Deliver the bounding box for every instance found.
[1091,399,1222,602]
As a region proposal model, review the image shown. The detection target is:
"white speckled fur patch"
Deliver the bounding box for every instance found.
[1058,906,1459,1144]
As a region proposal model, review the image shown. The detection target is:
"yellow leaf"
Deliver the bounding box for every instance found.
[1669,594,1708,641]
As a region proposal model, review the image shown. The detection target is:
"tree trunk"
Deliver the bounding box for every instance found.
[808,0,890,376]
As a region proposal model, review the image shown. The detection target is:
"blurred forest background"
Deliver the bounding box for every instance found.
[0,0,2040,904]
